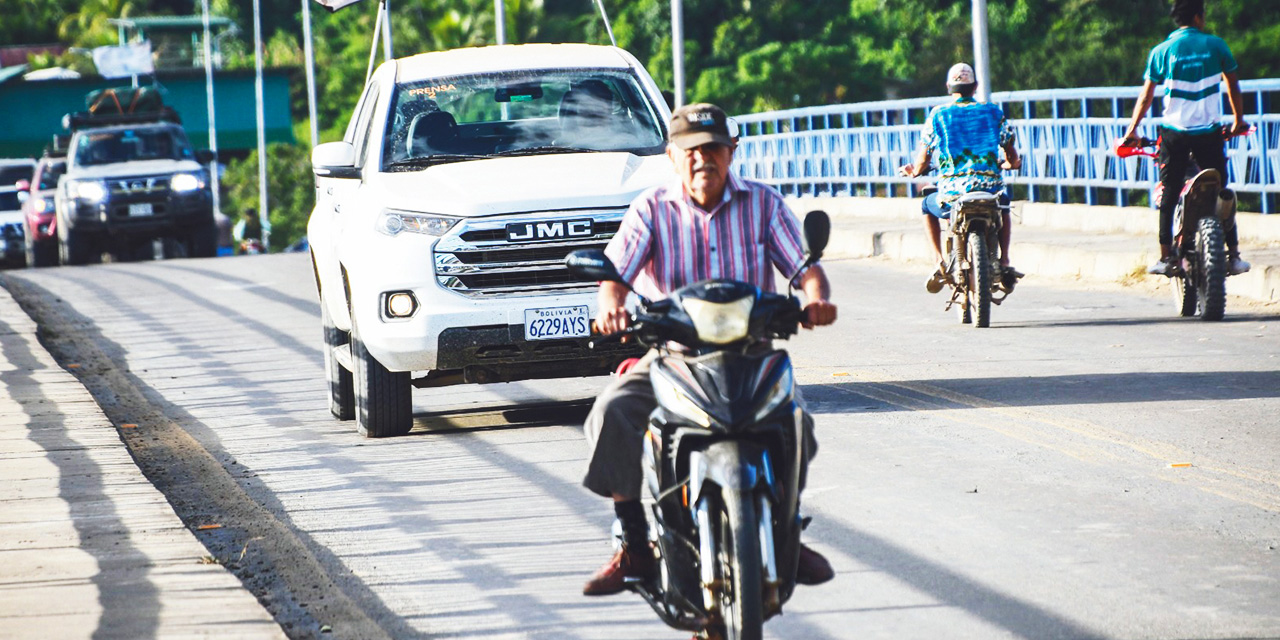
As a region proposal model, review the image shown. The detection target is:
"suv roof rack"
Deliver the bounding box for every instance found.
[63,106,182,131]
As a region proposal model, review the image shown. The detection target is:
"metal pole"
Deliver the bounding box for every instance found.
[302,0,319,148]
[972,0,991,102]
[671,0,685,108]
[381,0,393,60]
[252,0,270,251]
[366,2,382,83]
[201,0,221,219]
[593,0,616,47]
[494,0,506,45]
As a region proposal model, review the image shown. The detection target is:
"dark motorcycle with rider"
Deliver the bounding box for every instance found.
[1114,125,1255,321]
[565,211,830,640]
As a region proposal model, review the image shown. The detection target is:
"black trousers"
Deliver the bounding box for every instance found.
[1157,126,1238,249]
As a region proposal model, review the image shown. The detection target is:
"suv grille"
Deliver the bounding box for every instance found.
[435,209,627,297]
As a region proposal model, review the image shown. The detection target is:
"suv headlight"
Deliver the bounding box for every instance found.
[377,209,458,237]
[170,172,204,192]
[682,295,753,344]
[69,180,107,202]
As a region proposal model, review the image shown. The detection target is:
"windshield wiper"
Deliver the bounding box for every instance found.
[490,145,604,157]
[384,154,489,170]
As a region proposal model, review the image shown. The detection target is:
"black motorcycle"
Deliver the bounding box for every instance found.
[565,211,830,640]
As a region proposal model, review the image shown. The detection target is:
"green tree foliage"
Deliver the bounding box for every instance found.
[221,142,313,250]
[11,0,1279,251]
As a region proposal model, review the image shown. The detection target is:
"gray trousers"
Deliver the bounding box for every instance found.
[583,349,817,500]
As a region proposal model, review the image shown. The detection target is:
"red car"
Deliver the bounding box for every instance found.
[20,156,66,267]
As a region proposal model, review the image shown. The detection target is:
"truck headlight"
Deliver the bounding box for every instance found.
[71,180,107,202]
[681,295,753,344]
[377,209,458,237]
[170,173,203,192]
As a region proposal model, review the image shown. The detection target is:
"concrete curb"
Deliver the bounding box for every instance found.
[0,285,284,640]
[789,196,1280,303]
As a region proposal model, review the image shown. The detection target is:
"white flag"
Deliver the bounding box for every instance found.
[314,0,368,11]
[92,42,155,79]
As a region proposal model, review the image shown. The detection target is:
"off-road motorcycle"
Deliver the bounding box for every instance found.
[1114,125,1254,321]
[919,186,1017,328]
[564,210,830,640]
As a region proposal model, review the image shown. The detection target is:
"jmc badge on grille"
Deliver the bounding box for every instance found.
[505,219,593,242]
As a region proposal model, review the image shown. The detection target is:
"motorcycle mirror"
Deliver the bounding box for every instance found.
[565,249,625,283]
[803,210,830,262]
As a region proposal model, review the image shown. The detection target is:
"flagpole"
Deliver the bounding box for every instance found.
[494,0,505,45]
[365,1,382,83]
[201,0,221,218]
[302,0,319,147]
[381,0,393,60]
[253,0,270,251]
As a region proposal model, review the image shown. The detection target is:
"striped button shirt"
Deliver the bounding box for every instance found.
[605,173,807,298]
[1144,27,1238,133]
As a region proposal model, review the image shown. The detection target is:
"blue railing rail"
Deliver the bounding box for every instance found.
[732,80,1280,213]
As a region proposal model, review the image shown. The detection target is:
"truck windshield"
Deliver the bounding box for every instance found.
[382,68,667,168]
[74,128,194,166]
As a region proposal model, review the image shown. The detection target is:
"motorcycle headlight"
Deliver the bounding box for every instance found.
[752,366,794,422]
[72,180,107,202]
[170,173,204,192]
[31,196,50,213]
[652,369,713,428]
[681,295,753,344]
[377,209,458,237]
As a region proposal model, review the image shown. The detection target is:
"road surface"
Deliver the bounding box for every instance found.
[4,254,1279,639]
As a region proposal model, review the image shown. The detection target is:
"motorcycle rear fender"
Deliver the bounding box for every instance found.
[687,441,774,509]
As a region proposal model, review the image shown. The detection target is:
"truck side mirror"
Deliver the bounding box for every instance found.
[196,149,217,164]
[312,141,361,180]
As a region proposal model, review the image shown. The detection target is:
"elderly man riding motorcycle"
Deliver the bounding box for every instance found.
[580,103,838,600]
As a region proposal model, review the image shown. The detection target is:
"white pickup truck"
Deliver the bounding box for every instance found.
[308,44,674,437]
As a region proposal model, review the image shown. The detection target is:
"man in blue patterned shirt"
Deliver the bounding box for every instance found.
[901,63,1022,292]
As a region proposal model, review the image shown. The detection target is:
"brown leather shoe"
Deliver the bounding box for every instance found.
[582,544,656,596]
[795,543,834,586]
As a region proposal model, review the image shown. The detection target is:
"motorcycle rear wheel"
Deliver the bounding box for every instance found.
[1194,217,1226,321]
[715,490,764,640]
[967,231,993,328]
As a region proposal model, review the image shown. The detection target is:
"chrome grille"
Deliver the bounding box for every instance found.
[435,208,627,297]
[108,175,170,197]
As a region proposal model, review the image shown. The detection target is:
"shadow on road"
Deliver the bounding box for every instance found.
[808,370,1280,412]
[995,311,1279,329]
[0,311,161,640]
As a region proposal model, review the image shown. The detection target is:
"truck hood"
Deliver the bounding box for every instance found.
[375,152,674,217]
[69,159,205,180]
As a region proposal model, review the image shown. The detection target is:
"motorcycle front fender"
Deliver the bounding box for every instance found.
[688,441,773,509]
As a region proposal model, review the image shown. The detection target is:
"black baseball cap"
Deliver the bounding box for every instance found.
[668,103,734,149]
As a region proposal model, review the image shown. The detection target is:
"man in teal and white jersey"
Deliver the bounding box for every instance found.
[1123,0,1250,276]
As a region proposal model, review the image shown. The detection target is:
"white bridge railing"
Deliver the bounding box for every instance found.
[732,80,1280,213]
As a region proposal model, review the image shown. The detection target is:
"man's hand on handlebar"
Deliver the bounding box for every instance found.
[1000,156,1022,171]
[802,300,838,329]
[899,163,920,178]
[596,305,630,336]
[1228,120,1250,137]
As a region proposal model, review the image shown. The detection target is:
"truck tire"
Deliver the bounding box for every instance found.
[322,299,355,421]
[25,236,57,268]
[189,219,218,258]
[352,325,412,437]
[59,228,99,266]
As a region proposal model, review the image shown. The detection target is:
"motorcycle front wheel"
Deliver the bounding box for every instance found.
[714,489,764,640]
